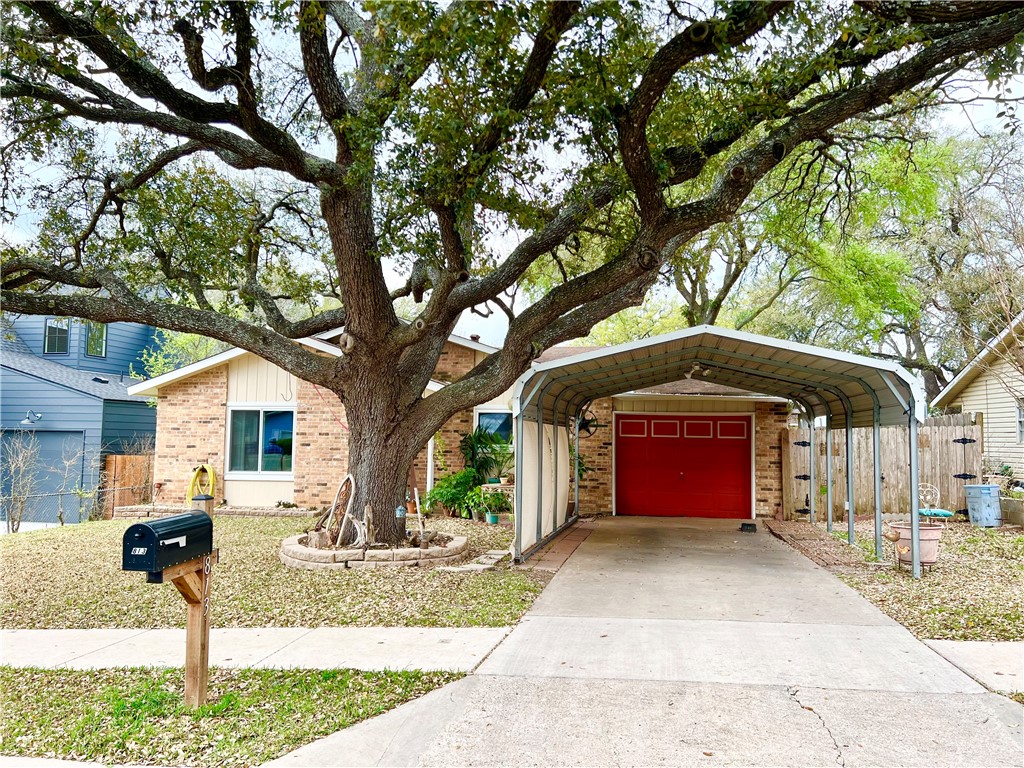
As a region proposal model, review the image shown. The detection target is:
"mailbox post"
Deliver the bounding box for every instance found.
[123,513,217,707]
[191,493,215,516]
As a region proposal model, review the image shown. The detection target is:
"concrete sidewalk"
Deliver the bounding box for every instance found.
[925,638,1024,693]
[0,626,509,672]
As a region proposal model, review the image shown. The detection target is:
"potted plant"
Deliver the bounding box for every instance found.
[460,427,512,483]
[885,484,951,568]
[423,468,479,519]
[472,486,510,524]
[491,443,515,484]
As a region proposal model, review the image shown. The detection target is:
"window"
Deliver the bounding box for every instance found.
[84,321,107,357]
[476,409,513,441]
[43,318,69,354]
[228,409,294,474]
[1018,401,1024,444]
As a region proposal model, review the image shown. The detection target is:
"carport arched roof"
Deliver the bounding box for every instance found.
[513,325,926,428]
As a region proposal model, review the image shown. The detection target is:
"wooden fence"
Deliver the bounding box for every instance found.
[782,413,983,521]
[99,454,154,518]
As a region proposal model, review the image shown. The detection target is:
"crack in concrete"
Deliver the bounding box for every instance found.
[788,686,845,767]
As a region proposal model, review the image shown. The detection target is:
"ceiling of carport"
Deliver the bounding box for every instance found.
[513,326,926,429]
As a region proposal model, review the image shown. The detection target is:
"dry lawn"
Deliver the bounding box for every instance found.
[824,520,1024,642]
[0,515,544,629]
[0,666,458,768]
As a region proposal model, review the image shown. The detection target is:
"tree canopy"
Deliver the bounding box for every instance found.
[744,133,1024,399]
[3,0,1024,541]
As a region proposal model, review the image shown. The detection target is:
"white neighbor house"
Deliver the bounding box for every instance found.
[932,315,1024,480]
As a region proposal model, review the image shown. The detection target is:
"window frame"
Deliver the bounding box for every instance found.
[43,317,70,355]
[225,405,296,480]
[84,320,107,358]
[473,406,514,443]
[1017,401,1024,444]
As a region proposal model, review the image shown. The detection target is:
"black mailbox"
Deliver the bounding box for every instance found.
[123,512,213,580]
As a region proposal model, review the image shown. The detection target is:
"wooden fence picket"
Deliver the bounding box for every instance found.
[781,413,983,520]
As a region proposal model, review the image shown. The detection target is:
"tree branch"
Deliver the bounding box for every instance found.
[618,2,787,219]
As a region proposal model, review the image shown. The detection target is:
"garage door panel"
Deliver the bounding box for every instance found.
[1,430,87,525]
[615,415,751,519]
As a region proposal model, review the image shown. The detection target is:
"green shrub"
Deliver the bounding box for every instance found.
[459,427,514,481]
[424,469,480,518]
[468,486,511,516]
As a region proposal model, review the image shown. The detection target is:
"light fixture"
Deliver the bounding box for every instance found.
[20,410,43,426]
[684,362,703,380]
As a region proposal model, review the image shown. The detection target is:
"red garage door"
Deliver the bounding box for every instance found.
[615,414,752,518]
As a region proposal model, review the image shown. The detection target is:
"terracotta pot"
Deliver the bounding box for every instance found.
[888,521,943,566]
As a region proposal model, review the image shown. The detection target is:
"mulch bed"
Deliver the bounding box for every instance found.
[763,519,866,570]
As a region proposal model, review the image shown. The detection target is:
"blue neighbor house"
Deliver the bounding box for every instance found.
[1,315,158,528]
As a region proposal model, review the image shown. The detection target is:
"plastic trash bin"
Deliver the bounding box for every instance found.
[964,484,1002,527]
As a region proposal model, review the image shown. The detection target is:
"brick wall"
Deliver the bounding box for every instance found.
[425,342,486,481]
[293,379,350,509]
[754,402,790,518]
[153,365,227,505]
[434,341,477,382]
[576,398,615,513]
[292,341,479,509]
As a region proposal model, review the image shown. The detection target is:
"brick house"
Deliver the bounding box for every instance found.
[127,331,495,509]
[128,331,791,519]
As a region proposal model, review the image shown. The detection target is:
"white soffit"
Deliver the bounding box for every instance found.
[513,325,926,428]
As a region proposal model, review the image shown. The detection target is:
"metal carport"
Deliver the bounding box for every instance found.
[511,325,929,576]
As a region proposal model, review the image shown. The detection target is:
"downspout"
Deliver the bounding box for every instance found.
[426,436,435,493]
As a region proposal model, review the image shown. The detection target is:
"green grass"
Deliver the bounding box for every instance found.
[829,528,881,562]
[825,521,1024,641]
[0,666,460,767]
[0,516,545,629]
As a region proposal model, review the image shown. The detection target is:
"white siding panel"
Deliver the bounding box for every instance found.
[227,356,297,404]
[613,397,755,413]
[223,479,294,506]
[952,358,1024,476]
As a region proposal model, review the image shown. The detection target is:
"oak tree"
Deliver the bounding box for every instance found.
[4,1,1024,543]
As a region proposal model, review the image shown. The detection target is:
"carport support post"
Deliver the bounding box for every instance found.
[513,409,525,560]
[846,411,855,545]
[573,406,581,517]
[536,395,546,545]
[808,417,816,525]
[825,421,833,532]
[909,406,922,579]
[873,405,883,559]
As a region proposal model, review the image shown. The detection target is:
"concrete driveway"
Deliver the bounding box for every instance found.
[268,517,1023,767]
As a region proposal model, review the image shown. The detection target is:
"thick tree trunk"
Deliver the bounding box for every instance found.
[337,372,424,547]
[345,429,411,546]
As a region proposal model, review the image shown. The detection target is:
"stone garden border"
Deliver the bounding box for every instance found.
[280,534,469,570]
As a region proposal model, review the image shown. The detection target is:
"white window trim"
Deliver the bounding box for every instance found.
[225,405,296,480]
[84,321,107,358]
[473,405,515,442]
[1017,401,1024,444]
[43,317,70,355]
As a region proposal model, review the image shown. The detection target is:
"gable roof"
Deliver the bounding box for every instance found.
[1,336,144,403]
[932,312,1024,409]
[516,325,927,428]
[539,345,778,398]
[125,333,450,397]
